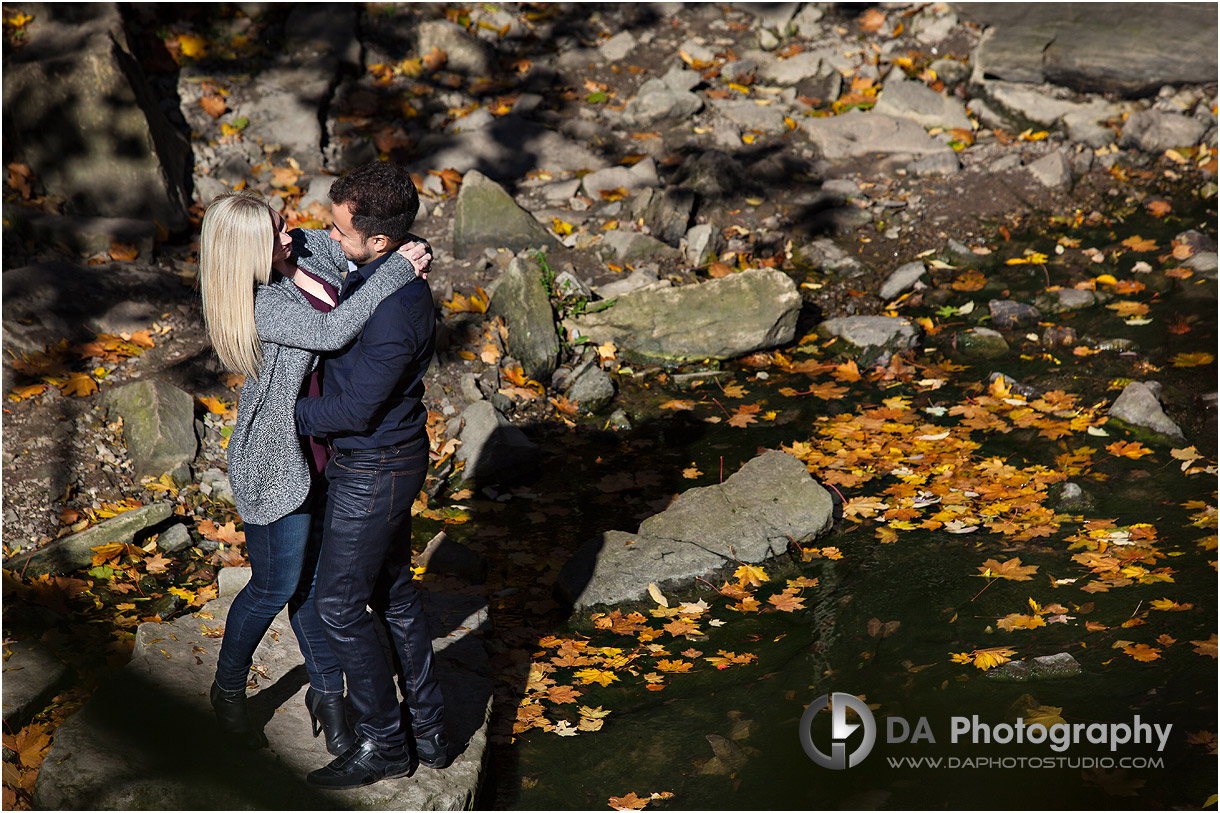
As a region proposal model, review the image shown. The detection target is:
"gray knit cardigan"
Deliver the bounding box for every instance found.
[226,228,417,525]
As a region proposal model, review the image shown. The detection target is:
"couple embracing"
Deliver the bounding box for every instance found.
[199,162,445,789]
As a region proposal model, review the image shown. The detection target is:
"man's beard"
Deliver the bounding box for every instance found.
[343,242,376,265]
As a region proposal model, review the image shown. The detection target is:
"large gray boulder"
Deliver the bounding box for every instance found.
[1107,381,1186,441]
[487,256,559,383]
[452,171,558,259]
[4,503,173,577]
[818,316,921,366]
[569,270,801,364]
[34,578,491,810]
[104,380,198,480]
[452,401,542,485]
[2,4,191,229]
[558,452,833,609]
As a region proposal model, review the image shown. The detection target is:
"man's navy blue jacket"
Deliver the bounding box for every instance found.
[295,250,434,451]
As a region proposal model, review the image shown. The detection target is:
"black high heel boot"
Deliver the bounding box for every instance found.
[210,681,268,749]
[305,688,357,756]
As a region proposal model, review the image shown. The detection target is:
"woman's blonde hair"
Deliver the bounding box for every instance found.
[199,191,274,378]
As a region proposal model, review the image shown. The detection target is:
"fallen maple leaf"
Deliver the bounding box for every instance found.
[1,726,51,769]
[734,563,768,587]
[144,553,173,573]
[423,46,447,72]
[574,668,619,687]
[199,94,227,118]
[1149,598,1193,612]
[1105,300,1150,318]
[1191,634,1217,658]
[1122,643,1162,662]
[659,399,695,411]
[60,372,98,397]
[608,792,649,811]
[1121,235,1158,252]
[842,497,889,520]
[977,557,1038,581]
[1106,440,1152,460]
[1171,352,1215,367]
[727,404,760,428]
[858,8,886,33]
[768,589,806,612]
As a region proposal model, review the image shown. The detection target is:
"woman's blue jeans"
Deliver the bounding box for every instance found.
[214,485,343,694]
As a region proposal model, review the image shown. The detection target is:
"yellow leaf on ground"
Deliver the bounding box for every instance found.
[177,34,208,59]
[734,564,768,587]
[60,372,97,397]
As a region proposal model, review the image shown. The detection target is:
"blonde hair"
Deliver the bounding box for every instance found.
[200,191,274,379]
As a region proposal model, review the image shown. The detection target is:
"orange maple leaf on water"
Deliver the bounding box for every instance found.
[727,403,760,428]
[1191,634,1217,658]
[1122,643,1162,662]
[1105,300,1149,318]
[1121,235,1158,252]
[659,399,695,411]
[950,269,987,292]
[768,589,806,612]
[546,685,582,704]
[608,793,649,811]
[1106,441,1153,460]
[977,557,1038,581]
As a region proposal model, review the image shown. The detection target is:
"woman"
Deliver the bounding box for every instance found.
[198,191,431,753]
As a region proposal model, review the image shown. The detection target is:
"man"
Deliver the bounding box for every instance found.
[294,162,447,789]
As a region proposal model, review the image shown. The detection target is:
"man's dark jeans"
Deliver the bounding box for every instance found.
[314,440,445,747]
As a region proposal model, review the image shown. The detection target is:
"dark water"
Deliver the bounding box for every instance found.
[469,195,1218,810]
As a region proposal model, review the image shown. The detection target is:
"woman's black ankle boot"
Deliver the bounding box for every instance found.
[210,681,268,749]
[305,688,357,756]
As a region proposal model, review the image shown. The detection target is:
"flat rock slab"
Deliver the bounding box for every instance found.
[5,502,174,577]
[801,111,954,162]
[569,270,800,363]
[34,581,492,810]
[558,451,832,609]
[960,3,1218,96]
[2,640,71,732]
[1,261,195,359]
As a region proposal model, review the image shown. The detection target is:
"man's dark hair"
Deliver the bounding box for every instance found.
[328,162,419,244]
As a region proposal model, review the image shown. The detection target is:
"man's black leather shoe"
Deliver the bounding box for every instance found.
[306,737,415,789]
[415,731,450,769]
